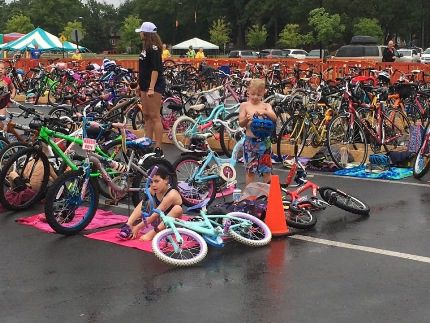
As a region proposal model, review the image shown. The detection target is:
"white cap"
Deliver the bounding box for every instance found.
[135,22,157,33]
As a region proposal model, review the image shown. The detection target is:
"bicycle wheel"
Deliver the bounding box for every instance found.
[276,115,305,159]
[173,155,217,207]
[152,228,208,266]
[171,116,197,152]
[326,115,368,169]
[0,142,29,170]
[45,170,100,235]
[48,106,73,118]
[48,81,76,107]
[131,105,145,130]
[413,134,430,179]
[285,208,317,229]
[219,112,243,157]
[130,157,178,206]
[227,212,272,246]
[319,186,370,216]
[0,147,50,210]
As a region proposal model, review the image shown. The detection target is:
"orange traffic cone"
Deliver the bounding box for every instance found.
[264,174,290,236]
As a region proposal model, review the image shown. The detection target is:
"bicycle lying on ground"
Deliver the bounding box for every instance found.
[141,166,272,266]
[281,144,371,229]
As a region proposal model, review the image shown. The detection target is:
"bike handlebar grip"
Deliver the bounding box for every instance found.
[149,166,158,179]
[199,121,213,131]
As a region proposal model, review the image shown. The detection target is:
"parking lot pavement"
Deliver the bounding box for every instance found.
[2,114,430,322]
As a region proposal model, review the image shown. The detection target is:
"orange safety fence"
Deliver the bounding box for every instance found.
[7,58,430,83]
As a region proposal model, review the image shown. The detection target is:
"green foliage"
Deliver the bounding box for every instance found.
[118,15,142,54]
[353,18,383,42]
[278,24,313,48]
[308,8,345,45]
[61,21,86,42]
[246,24,267,50]
[209,18,231,48]
[4,14,35,34]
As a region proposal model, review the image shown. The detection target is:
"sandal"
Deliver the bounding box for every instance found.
[118,224,132,240]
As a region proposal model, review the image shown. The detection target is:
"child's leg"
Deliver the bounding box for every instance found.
[262,172,271,183]
[245,171,256,185]
[140,205,183,241]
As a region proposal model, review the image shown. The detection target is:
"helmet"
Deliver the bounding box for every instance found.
[250,115,275,139]
[102,59,116,71]
[378,71,390,84]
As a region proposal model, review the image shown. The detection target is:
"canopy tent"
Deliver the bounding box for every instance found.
[172,37,219,50]
[1,27,87,52]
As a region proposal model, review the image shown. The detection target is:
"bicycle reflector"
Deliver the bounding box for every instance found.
[250,115,275,139]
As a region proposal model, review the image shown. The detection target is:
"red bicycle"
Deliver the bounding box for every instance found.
[281,144,370,229]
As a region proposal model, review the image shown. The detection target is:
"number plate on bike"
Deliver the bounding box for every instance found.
[297,195,308,203]
[83,138,97,151]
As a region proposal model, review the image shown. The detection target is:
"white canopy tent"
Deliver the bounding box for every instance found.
[172,37,219,50]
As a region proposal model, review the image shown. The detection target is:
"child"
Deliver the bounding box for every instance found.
[238,79,277,185]
[119,166,182,241]
[0,61,16,116]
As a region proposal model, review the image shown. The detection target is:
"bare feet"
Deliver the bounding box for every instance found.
[139,229,157,241]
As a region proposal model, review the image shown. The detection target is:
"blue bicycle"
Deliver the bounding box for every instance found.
[143,166,272,266]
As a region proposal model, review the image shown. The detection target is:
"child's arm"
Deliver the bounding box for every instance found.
[260,103,277,122]
[238,103,252,128]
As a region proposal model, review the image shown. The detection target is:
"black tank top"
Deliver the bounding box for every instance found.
[152,187,178,214]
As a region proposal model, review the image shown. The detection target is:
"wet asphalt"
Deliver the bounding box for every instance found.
[1,107,430,322]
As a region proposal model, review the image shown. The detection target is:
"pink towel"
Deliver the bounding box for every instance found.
[85,228,153,252]
[16,208,129,233]
[84,215,194,253]
[216,185,235,198]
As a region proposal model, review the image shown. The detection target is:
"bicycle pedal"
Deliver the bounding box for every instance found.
[105,199,119,206]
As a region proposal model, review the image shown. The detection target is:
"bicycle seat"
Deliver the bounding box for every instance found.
[189,104,205,111]
[186,198,210,213]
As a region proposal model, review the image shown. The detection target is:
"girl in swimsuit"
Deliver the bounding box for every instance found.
[119,166,182,241]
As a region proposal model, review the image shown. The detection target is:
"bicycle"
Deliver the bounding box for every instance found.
[413,118,430,178]
[142,166,272,266]
[43,105,177,235]
[173,119,245,207]
[281,143,371,229]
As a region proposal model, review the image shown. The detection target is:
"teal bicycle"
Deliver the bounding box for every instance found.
[143,166,271,266]
[173,119,245,207]
[171,86,240,153]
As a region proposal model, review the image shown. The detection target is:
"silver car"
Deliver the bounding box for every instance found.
[396,48,420,63]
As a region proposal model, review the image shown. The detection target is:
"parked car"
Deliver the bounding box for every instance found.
[259,49,288,58]
[396,48,420,63]
[228,50,258,58]
[283,49,308,59]
[306,49,331,59]
[421,48,430,64]
[333,35,387,61]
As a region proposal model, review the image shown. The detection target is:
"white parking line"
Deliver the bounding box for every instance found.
[291,235,430,264]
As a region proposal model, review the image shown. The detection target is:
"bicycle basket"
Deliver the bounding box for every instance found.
[204,90,222,106]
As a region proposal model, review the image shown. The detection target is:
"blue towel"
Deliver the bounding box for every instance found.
[334,166,412,180]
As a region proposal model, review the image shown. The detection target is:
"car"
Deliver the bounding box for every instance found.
[283,49,308,59]
[228,50,258,58]
[420,48,430,64]
[396,48,420,63]
[333,35,387,61]
[259,49,288,58]
[306,49,331,59]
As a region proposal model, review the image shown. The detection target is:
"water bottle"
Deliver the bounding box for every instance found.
[233,188,242,202]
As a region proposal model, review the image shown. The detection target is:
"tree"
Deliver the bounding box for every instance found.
[118,15,142,54]
[278,24,312,48]
[246,24,268,50]
[353,18,383,42]
[61,21,86,43]
[308,8,345,46]
[209,17,231,52]
[4,14,34,34]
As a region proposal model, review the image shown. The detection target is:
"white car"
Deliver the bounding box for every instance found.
[396,48,420,63]
[284,49,308,59]
[420,48,430,64]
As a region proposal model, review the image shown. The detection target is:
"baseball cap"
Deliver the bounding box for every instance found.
[135,22,157,33]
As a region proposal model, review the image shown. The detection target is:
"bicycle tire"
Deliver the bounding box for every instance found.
[45,169,100,235]
[285,208,317,229]
[219,112,241,157]
[48,106,73,118]
[227,212,272,246]
[0,146,50,211]
[276,115,304,159]
[173,155,217,207]
[413,135,430,179]
[319,186,370,216]
[171,116,197,152]
[0,142,29,170]
[152,228,208,266]
[326,114,368,169]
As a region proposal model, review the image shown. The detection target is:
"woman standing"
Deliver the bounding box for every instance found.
[135,21,165,156]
